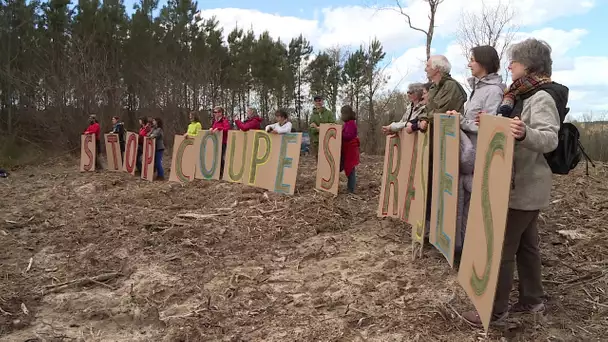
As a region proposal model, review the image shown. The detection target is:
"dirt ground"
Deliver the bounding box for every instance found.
[1,154,607,342]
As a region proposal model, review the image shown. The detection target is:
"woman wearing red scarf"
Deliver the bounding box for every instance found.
[339,105,360,193]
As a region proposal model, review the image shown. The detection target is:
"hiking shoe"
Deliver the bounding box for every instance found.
[462,310,508,328]
[509,302,545,314]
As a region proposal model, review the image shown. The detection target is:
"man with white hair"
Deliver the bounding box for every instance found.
[419,55,467,127]
[418,55,467,237]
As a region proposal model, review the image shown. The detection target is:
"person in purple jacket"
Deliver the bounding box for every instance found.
[340,105,360,193]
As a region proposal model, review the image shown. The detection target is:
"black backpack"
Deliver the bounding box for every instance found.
[519,82,582,175]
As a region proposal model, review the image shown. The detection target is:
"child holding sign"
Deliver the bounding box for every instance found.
[340,105,360,193]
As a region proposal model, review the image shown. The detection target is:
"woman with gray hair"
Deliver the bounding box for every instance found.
[234,107,263,131]
[381,82,427,134]
[461,38,564,327]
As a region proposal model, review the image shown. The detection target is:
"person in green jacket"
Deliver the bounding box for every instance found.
[309,95,336,156]
[419,55,467,239]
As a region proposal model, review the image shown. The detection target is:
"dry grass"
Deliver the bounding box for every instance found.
[0,155,607,341]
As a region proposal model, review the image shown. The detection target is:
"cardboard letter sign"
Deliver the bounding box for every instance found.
[195,130,223,180]
[141,136,156,181]
[430,114,460,266]
[169,135,197,183]
[377,130,416,218]
[458,115,514,332]
[404,132,430,259]
[123,132,138,175]
[80,134,96,172]
[315,123,342,195]
[105,134,122,171]
[223,131,249,183]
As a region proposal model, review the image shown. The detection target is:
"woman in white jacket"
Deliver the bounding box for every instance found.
[266,109,292,134]
[448,45,506,260]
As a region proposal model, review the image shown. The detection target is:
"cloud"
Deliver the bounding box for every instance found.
[386,27,608,114]
[196,8,319,44]
[197,0,595,53]
[194,2,606,114]
[384,46,431,90]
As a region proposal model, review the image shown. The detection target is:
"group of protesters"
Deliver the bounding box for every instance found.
[383,38,562,327]
[83,36,563,328]
[83,98,360,191]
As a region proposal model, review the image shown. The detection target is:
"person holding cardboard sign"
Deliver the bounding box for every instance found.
[210,106,231,177]
[309,95,335,157]
[184,111,202,138]
[340,105,360,193]
[109,116,126,160]
[83,114,102,170]
[382,83,427,135]
[460,38,561,328]
[235,107,263,131]
[265,109,292,134]
[147,117,165,180]
[418,56,468,236]
[136,117,152,172]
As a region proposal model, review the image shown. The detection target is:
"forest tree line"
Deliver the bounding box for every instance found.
[0,0,411,158]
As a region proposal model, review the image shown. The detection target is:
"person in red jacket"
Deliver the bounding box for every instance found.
[234,107,263,131]
[83,114,102,170]
[136,117,152,172]
[340,105,360,193]
[210,106,231,177]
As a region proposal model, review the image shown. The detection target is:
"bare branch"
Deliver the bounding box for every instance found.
[393,0,428,36]
[456,0,518,60]
[455,0,519,83]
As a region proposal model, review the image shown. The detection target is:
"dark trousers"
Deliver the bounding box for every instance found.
[311,142,319,158]
[220,143,227,178]
[493,208,544,314]
[120,142,125,162]
[95,140,102,170]
[136,145,143,171]
[347,168,356,193]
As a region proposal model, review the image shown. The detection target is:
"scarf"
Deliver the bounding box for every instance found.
[498,75,551,117]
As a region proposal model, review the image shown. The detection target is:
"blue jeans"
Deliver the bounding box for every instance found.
[347,168,356,193]
[154,150,164,178]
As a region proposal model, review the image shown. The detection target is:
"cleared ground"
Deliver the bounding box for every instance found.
[1,155,606,341]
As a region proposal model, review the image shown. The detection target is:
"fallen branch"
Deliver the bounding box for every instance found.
[177,212,233,220]
[584,299,608,309]
[561,271,606,290]
[44,272,121,293]
[24,257,33,273]
[0,306,12,316]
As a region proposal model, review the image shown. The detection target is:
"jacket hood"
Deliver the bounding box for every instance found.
[468,73,505,90]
